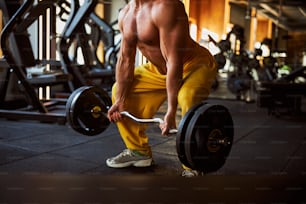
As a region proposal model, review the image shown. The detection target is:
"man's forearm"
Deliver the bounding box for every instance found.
[115,80,133,105]
[166,68,182,115]
[115,59,134,105]
[167,86,179,113]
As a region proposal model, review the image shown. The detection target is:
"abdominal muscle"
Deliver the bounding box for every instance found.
[137,44,167,74]
[137,39,205,75]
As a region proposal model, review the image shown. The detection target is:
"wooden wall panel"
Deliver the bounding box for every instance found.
[257,19,272,43]
[189,0,227,41]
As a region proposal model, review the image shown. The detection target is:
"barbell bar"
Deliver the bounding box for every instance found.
[90,108,178,134]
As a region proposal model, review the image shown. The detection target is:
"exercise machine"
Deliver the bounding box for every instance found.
[59,0,121,91]
[0,0,73,124]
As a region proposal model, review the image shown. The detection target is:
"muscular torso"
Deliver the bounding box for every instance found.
[109,0,212,133]
[119,0,201,74]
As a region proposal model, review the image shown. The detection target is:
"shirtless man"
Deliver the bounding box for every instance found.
[107,0,217,177]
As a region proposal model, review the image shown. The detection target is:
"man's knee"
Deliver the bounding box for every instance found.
[178,88,209,114]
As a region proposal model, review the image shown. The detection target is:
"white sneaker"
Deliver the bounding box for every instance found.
[106,149,153,168]
[182,169,202,177]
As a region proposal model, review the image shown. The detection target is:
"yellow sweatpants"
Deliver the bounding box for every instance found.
[111,52,217,156]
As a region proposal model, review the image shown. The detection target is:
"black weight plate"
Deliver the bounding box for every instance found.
[66,86,112,136]
[66,86,97,136]
[66,86,88,133]
[67,86,111,136]
[184,104,234,173]
[176,102,204,169]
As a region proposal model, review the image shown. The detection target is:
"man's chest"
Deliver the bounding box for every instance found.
[123,11,159,45]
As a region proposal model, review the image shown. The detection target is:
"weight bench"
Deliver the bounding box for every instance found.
[256,66,306,116]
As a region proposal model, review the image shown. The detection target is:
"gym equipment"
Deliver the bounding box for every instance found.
[181,103,233,172]
[65,86,177,136]
[66,86,111,136]
[66,86,234,173]
[59,0,121,91]
[257,66,306,116]
[0,0,72,124]
[227,72,252,95]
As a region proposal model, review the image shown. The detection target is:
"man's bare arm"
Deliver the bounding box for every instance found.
[115,38,136,104]
[152,1,190,133]
[108,7,137,122]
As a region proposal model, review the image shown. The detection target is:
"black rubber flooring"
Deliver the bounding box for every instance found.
[0,95,306,203]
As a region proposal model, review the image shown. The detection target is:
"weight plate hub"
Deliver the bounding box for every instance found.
[66,86,112,136]
[207,129,223,153]
[184,104,234,173]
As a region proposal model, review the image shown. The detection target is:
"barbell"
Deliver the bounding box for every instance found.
[66,86,234,173]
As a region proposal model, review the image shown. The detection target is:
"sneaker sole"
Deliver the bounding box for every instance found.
[106,158,153,168]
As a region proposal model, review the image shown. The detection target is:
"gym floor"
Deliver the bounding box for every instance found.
[1,81,306,203]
